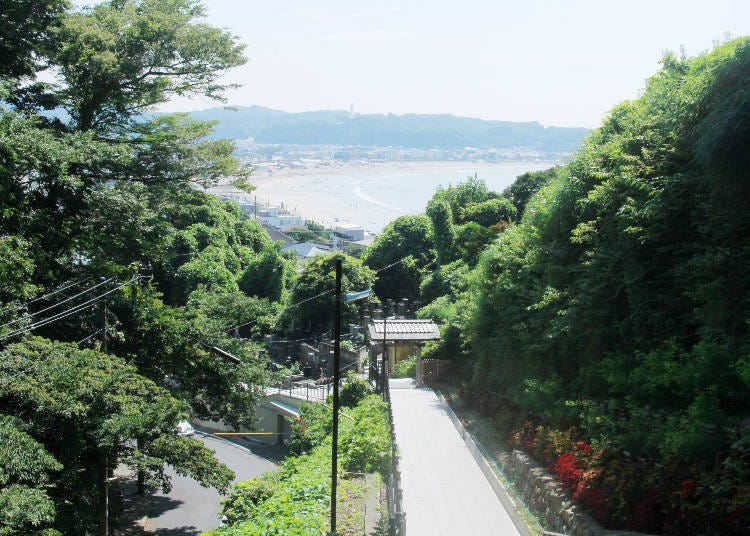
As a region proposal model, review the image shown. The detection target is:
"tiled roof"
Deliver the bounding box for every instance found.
[368,319,441,341]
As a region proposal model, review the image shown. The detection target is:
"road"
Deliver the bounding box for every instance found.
[389,378,523,536]
[117,434,280,535]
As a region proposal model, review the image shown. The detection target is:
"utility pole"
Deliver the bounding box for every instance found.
[381,316,387,395]
[330,257,342,535]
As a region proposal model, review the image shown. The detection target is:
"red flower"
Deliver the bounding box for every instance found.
[554,453,583,491]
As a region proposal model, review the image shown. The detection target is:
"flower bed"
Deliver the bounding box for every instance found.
[509,422,750,535]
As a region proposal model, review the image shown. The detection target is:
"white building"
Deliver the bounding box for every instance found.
[334,223,365,241]
[258,206,304,231]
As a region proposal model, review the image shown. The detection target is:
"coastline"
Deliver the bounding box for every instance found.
[209,160,556,233]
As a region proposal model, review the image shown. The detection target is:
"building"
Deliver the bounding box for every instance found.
[334,223,365,241]
[367,318,441,387]
[282,242,331,259]
[258,206,304,231]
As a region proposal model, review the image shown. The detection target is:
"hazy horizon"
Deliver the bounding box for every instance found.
[72,1,750,129]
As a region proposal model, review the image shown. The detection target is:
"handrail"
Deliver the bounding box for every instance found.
[384,374,406,535]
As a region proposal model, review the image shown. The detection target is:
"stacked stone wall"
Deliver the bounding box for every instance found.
[435,391,653,536]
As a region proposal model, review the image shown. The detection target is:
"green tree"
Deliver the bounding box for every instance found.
[433,175,495,223]
[0,416,62,535]
[0,236,37,307]
[361,215,434,302]
[54,0,245,133]
[0,0,68,90]
[458,39,750,481]
[185,287,279,340]
[455,222,497,265]
[460,197,516,227]
[106,286,271,429]
[238,248,291,301]
[502,167,560,221]
[425,197,456,269]
[0,338,234,534]
[281,253,375,334]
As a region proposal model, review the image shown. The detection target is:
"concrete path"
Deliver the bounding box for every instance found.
[389,379,522,536]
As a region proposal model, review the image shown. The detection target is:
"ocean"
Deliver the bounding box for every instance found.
[214,161,558,233]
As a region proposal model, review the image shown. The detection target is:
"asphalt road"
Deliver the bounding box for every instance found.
[136,435,279,535]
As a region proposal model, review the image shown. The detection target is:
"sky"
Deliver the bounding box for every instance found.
[79,1,750,129]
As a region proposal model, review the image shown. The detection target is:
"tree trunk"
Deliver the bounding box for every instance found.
[98,457,109,536]
[136,437,146,495]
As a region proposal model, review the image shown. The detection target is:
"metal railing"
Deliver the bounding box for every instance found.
[269,362,364,402]
[384,374,406,536]
[269,379,330,401]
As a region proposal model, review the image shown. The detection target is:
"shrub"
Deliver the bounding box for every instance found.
[340,395,392,475]
[213,391,393,535]
[339,370,374,408]
[220,474,280,525]
[288,402,330,456]
[394,355,416,378]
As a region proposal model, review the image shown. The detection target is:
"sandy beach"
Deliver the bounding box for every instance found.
[209,160,555,233]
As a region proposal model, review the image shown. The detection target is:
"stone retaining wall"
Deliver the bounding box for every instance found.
[435,390,652,536]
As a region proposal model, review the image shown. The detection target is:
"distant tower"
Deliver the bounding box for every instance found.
[349,103,355,118]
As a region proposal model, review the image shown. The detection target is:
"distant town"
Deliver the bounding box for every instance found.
[234,139,566,173]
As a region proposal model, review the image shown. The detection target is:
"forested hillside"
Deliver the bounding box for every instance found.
[188,105,590,152]
[3,1,749,534]
[0,1,294,534]
[381,40,750,534]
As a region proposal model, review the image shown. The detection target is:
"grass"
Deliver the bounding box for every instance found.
[336,473,367,536]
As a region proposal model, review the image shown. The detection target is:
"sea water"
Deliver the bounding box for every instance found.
[339,162,555,231]
[216,161,558,233]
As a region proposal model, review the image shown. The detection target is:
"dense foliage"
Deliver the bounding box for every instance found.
[280,253,375,335]
[361,215,435,302]
[0,1,288,533]
[211,391,391,535]
[412,40,750,533]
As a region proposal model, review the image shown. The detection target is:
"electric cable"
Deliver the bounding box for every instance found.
[0,276,94,316]
[221,254,411,336]
[0,276,117,330]
[77,329,104,345]
[0,275,141,342]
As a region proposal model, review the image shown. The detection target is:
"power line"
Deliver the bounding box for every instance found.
[222,255,410,335]
[373,257,408,274]
[0,276,142,386]
[77,329,103,345]
[0,277,93,316]
[0,276,141,342]
[0,276,117,330]
[0,363,38,387]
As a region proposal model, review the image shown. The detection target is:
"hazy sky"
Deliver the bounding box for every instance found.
[80,1,750,128]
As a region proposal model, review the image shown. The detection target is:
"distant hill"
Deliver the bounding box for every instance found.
[187,106,590,153]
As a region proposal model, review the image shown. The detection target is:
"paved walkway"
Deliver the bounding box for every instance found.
[389,379,522,536]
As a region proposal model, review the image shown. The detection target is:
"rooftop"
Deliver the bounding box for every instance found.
[368,319,441,342]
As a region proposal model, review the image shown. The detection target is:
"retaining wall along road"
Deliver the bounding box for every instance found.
[435,390,653,536]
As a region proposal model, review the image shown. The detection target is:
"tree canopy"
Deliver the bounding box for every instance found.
[0,338,234,534]
[0,2,274,533]
[361,215,435,302]
[281,253,375,335]
[412,38,750,534]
